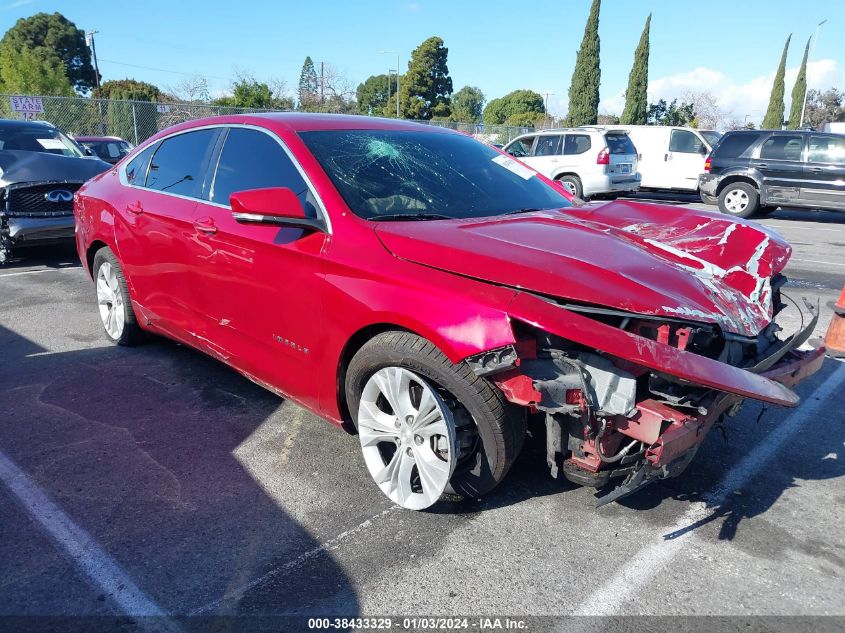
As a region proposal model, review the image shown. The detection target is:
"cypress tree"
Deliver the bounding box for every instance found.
[298,56,319,109]
[566,0,601,126]
[762,35,791,129]
[620,14,651,125]
[787,37,811,129]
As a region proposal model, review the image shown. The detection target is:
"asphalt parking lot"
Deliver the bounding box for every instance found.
[1,199,844,631]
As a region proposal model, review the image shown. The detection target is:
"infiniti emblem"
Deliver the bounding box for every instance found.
[45,189,73,203]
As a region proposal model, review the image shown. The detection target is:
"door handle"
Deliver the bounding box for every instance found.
[126,201,143,215]
[756,163,769,169]
[194,217,218,234]
[810,167,823,173]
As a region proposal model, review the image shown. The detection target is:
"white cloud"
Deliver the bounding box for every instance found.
[599,58,842,126]
[3,0,36,8]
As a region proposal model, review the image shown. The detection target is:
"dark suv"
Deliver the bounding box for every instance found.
[698,129,845,218]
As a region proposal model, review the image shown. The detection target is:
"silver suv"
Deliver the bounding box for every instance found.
[502,128,640,199]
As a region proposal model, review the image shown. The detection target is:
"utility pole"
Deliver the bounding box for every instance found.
[86,30,103,133]
[541,92,555,128]
[800,19,827,127]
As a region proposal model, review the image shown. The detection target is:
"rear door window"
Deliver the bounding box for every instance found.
[807,135,845,164]
[713,133,762,158]
[669,129,704,154]
[759,134,804,161]
[563,134,592,155]
[147,129,219,198]
[605,133,636,154]
[210,127,318,216]
[533,135,562,156]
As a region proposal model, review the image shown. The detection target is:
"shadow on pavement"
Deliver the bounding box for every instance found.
[0,323,360,621]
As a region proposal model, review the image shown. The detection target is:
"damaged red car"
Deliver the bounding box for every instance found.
[74,114,825,510]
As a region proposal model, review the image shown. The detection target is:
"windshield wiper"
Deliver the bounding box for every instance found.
[371,213,452,222]
[502,207,543,216]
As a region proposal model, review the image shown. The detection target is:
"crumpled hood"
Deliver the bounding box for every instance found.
[0,150,110,187]
[374,200,791,336]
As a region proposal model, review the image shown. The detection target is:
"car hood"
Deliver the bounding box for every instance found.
[374,200,791,337]
[0,150,110,187]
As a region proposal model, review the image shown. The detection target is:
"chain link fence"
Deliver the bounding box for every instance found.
[0,94,530,146]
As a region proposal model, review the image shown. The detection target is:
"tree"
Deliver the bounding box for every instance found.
[787,37,811,129]
[94,79,161,101]
[299,56,319,109]
[0,45,74,96]
[567,0,601,127]
[169,75,211,103]
[212,72,293,110]
[356,74,390,115]
[762,34,791,130]
[620,14,650,125]
[451,86,485,123]
[647,99,694,126]
[682,90,726,130]
[483,90,545,126]
[803,88,845,128]
[597,113,620,125]
[0,12,97,93]
[397,36,453,119]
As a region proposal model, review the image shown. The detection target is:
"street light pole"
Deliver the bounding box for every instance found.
[800,19,827,128]
[541,92,555,128]
[379,50,401,118]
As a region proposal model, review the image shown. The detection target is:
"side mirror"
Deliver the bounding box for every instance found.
[84,147,95,157]
[230,187,325,232]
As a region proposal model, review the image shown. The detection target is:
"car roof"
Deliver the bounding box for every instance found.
[74,135,125,142]
[0,118,56,129]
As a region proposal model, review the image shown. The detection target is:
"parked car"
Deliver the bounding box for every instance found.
[75,114,823,511]
[591,125,720,193]
[699,129,845,218]
[0,119,110,263]
[502,128,640,199]
[74,135,134,165]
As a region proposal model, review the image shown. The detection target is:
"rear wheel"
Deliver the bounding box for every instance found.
[718,182,759,218]
[345,331,525,510]
[92,247,144,346]
[557,175,583,199]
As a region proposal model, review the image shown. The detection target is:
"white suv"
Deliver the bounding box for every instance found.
[502,128,640,199]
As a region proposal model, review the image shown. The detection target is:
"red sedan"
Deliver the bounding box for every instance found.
[74,114,824,510]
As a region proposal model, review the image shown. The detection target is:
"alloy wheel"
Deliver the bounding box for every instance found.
[724,188,749,213]
[96,261,125,340]
[357,367,457,510]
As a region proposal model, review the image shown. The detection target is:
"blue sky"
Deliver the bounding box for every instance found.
[1,0,842,124]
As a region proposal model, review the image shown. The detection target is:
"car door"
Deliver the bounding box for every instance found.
[114,127,221,341]
[665,129,708,190]
[520,134,563,178]
[802,134,845,210]
[188,126,329,403]
[752,132,805,205]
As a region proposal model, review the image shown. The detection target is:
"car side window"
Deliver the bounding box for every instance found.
[808,135,845,164]
[210,127,318,217]
[533,135,562,156]
[669,130,704,154]
[563,134,591,155]
[125,143,158,187]
[146,129,219,198]
[759,135,804,161]
[506,137,534,158]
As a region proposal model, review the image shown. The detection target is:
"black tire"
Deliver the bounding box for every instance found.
[755,205,778,217]
[557,175,583,199]
[699,190,718,205]
[345,331,526,501]
[717,181,759,218]
[92,246,144,346]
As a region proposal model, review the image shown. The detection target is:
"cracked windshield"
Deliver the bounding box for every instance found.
[299,129,572,219]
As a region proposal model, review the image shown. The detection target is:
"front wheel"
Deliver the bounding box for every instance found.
[718,182,759,218]
[345,331,525,510]
[92,247,144,346]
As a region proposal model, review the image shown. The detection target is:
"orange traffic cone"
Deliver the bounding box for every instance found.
[823,285,845,358]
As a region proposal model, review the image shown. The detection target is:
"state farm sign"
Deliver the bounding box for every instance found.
[9,96,44,120]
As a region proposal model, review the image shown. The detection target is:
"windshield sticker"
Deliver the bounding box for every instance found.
[35,138,66,150]
[492,154,534,180]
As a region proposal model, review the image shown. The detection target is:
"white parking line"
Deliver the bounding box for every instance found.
[571,361,845,617]
[0,267,80,278]
[189,505,399,615]
[0,448,180,630]
[790,258,845,268]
